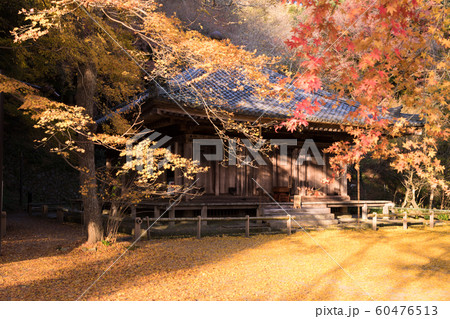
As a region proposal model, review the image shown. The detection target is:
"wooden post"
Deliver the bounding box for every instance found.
[362,203,368,220]
[154,206,160,219]
[0,92,4,255]
[245,215,250,237]
[56,208,64,223]
[201,205,207,226]
[372,213,377,231]
[134,218,142,241]
[1,211,6,238]
[19,152,23,209]
[42,205,48,219]
[256,205,262,225]
[403,212,408,230]
[382,204,389,220]
[214,161,220,196]
[287,215,292,235]
[27,203,32,216]
[145,216,150,240]
[430,211,434,228]
[197,215,202,239]
[356,165,361,225]
[131,205,137,219]
[294,195,302,208]
[169,207,175,226]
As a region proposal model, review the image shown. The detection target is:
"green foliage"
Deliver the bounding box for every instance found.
[101,239,112,246]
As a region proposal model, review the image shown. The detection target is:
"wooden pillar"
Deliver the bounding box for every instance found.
[292,149,298,194]
[372,213,377,231]
[197,215,202,239]
[340,166,348,196]
[356,166,361,221]
[294,195,302,209]
[287,215,292,235]
[403,212,408,230]
[184,139,193,187]
[215,161,220,196]
[154,206,160,219]
[256,205,262,225]
[42,205,48,219]
[27,203,32,216]
[382,204,390,220]
[362,204,368,220]
[130,205,137,219]
[236,163,241,196]
[272,153,277,188]
[0,93,3,255]
[322,153,328,195]
[56,208,64,223]
[134,218,142,241]
[169,207,175,226]
[1,211,6,238]
[298,150,305,189]
[145,216,151,240]
[201,205,207,226]
[174,141,182,186]
[240,162,245,196]
[245,215,250,237]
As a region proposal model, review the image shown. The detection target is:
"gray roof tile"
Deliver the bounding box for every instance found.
[96,68,424,126]
[165,68,423,126]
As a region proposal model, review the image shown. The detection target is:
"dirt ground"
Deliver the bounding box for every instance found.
[0,213,449,301]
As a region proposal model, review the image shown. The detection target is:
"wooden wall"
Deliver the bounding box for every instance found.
[175,136,347,197]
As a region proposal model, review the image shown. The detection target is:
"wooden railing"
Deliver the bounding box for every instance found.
[27,201,450,238]
[134,215,300,240]
[368,207,450,231]
[27,202,81,223]
[26,203,299,238]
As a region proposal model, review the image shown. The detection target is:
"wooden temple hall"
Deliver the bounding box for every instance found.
[97,69,423,222]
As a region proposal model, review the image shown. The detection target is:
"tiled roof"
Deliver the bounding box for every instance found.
[96,68,423,126]
[166,68,424,126]
[96,90,152,124]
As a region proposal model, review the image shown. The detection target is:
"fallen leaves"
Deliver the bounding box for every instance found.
[1,215,449,301]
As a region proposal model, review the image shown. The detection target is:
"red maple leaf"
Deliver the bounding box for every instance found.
[378,5,387,17]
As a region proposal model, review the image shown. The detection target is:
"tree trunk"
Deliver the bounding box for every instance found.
[76,64,103,244]
[429,186,435,210]
[411,185,419,209]
[402,188,409,208]
[356,165,360,226]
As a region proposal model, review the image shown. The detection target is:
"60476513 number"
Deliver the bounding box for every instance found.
[375,306,438,316]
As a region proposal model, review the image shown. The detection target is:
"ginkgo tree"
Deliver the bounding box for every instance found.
[280,0,450,206]
[6,0,284,243]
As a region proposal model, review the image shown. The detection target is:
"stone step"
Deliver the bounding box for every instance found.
[264,213,335,220]
[292,219,339,227]
[293,214,335,220]
[268,218,338,228]
[263,207,331,215]
[300,195,351,202]
[262,204,292,210]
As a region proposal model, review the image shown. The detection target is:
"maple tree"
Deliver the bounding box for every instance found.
[281,0,450,207]
[390,134,448,209]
